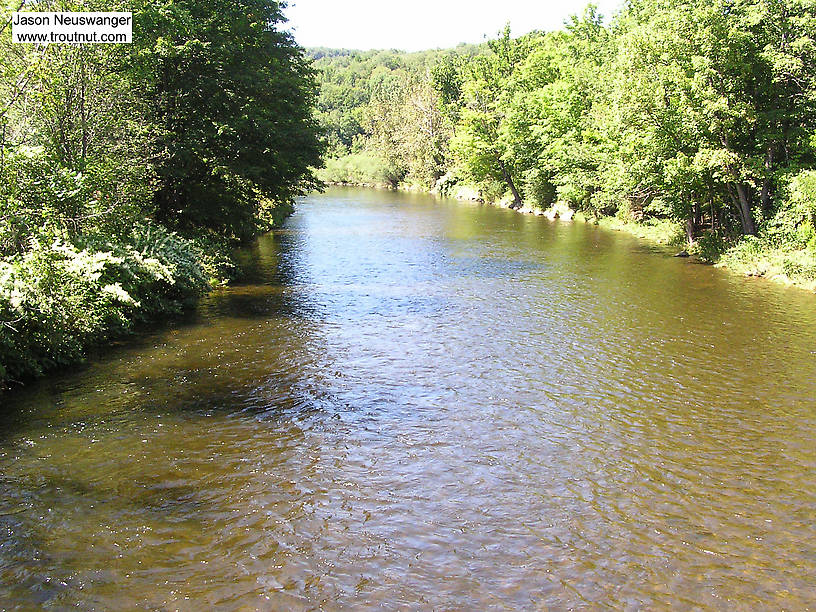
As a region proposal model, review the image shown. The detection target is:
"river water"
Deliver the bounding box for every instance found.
[1,187,815,610]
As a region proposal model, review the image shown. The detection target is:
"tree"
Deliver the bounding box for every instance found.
[366,75,451,187]
[500,7,611,210]
[611,0,816,236]
[451,25,529,208]
[137,0,324,240]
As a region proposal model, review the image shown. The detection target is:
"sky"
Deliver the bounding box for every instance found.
[284,0,625,52]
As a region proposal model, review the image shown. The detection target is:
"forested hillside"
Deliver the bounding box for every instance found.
[312,0,816,287]
[0,0,323,387]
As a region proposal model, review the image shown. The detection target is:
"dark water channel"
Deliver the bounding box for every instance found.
[1,187,815,609]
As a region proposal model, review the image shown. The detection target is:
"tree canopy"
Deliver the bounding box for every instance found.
[313,0,816,255]
[0,0,323,385]
[1,0,323,247]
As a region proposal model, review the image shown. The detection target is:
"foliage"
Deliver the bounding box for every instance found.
[312,0,816,289]
[316,151,404,187]
[366,77,451,186]
[0,227,208,386]
[309,45,478,157]
[718,235,816,289]
[598,216,686,247]
[693,231,729,262]
[765,170,816,248]
[450,24,532,207]
[310,44,479,188]
[137,0,324,241]
[1,0,321,386]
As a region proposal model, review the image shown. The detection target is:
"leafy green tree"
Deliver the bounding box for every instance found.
[499,8,610,210]
[312,0,815,248]
[430,53,464,121]
[610,0,816,236]
[1,0,324,385]
[451,25,529,207]
[138,0,324,240]
[366,75,451,187]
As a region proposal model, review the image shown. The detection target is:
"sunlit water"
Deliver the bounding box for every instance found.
[2,187,815,610]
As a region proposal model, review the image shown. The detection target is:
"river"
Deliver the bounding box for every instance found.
[1,187,815,609]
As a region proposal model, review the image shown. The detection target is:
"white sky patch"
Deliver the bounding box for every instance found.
[284,0,624,51]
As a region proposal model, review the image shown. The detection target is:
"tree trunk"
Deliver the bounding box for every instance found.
[685,202,701,242]
[80,49,87,164]
[498,158,522,209]
[760,144,774,215]
[720,134,757,236]
[685,216,694,243]
[735,183,757,235]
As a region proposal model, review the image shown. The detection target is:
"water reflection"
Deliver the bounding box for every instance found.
[1,187,815,610]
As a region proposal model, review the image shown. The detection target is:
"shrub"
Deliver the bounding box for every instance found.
[0,148,90,256]
[718,234,816,289]
[693,231,729,262]
[478,179,508,203]
[522,168,556,208]
[0,226,209,388]
[316,152,404,186]
[190,234,240,285]
[764,170,816,249]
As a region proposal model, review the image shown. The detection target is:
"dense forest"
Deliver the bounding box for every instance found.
[313,0,816,284]
[0,0,323,387]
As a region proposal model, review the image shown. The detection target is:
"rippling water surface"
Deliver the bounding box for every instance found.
[2,187,815,610]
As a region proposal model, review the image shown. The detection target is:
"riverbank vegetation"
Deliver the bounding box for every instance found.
[312,0,816,289]
[0,0,323,387]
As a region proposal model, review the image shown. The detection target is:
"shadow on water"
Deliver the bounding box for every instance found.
[0,222,336,608]
[0,224,324,436]
[203,229,323,321]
